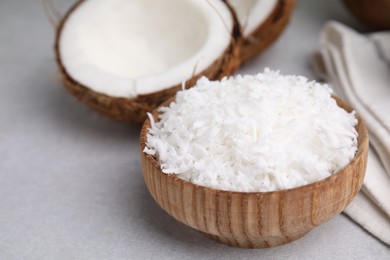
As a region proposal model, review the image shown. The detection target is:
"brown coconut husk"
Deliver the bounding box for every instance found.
[238,0,296,63]
[55,0,241,125]
[342,0,390,30]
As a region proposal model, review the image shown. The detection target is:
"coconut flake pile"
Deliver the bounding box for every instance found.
[144,69,358,192]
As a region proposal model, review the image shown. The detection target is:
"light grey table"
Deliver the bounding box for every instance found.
[0,0,388,259]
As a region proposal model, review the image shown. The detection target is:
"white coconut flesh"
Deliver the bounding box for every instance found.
[59,0,233,98]
[229,0,278,37]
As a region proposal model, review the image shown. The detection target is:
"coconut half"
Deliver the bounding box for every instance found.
[229,0,296,62]
[55,0,294,124]
[56,0,240,124]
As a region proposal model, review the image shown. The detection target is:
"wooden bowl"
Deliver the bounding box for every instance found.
[140,96,368,248]
[342,0,390,30]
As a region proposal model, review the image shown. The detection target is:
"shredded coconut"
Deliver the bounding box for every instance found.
[144,69,358,192]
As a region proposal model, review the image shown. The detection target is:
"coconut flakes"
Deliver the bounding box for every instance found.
[144,69,358,192]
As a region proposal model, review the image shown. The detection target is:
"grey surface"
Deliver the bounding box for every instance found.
[0,0,389,259]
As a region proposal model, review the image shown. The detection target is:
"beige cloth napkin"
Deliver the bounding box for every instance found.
[312,21,390,245]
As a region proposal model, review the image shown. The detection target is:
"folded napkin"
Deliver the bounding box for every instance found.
[312,21,390,245]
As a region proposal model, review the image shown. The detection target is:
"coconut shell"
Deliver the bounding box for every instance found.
[342,0,390,30]
[238,0,296,63]
[55,0,241,125]
[55,0,296,125]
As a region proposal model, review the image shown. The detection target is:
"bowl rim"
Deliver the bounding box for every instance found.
[140,95,368,195]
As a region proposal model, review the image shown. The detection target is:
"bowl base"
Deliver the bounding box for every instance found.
[202,230,310,248]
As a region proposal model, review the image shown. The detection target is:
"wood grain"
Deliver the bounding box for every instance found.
[140,96,368,248]
[342,0,390,30]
